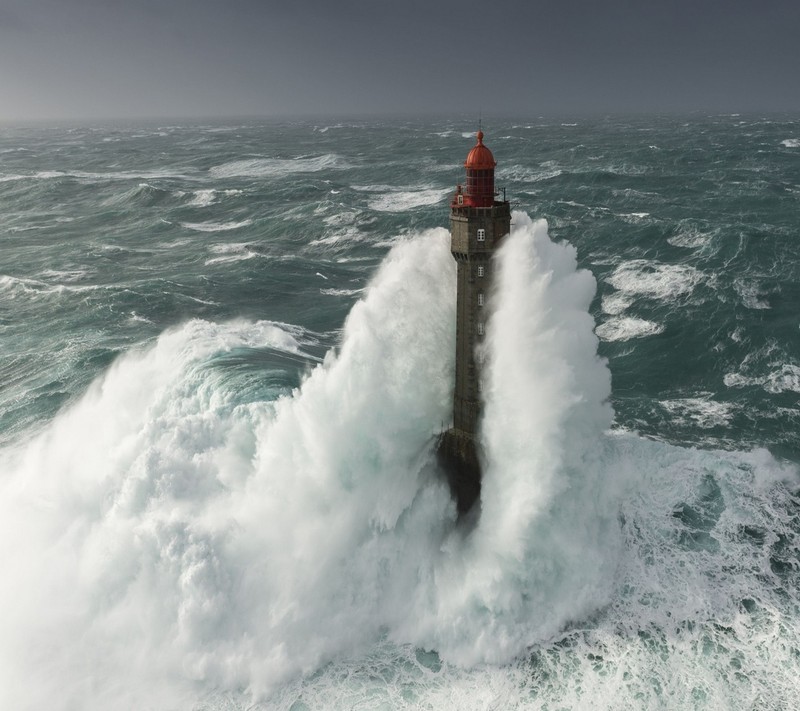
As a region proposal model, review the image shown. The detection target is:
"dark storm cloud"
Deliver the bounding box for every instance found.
[0,0,798,120]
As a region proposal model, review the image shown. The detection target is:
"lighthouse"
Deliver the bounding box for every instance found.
[438,130,511,515]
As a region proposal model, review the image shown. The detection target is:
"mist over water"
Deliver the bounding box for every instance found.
[2,117,800,709]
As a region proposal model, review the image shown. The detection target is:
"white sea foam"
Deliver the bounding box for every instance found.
[725,364,800,394]
[596,316,665,341]
[601,290,634,315]
[606,259,705,301]
[320,287,363,297]
[0,274,103,299]
[4,220,608,702]
[668,224,716,248]
[619,211,651,223]
[351,183,397,192]
[182,219,252,233]
[2,216,800,710]
[498,164,563,183]
[204,243,259,265]
[368,187,451,212]
[208,154,347,178]
[411,212,620,665]
[187,189,243,207]
[37,269,91,283]
[764,364,800,393]
[0,168,197,183]
[322,209,365,228]
[734,278,771,309]
[189,189,217,207]
[660,396,736,428]
[310,226,363,247]
[781,139,799,148]
[0,275,44,295]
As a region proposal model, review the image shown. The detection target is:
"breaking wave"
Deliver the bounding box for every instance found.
[182,219,253,233]
[368,187,451,212]
[1,214,798,710]
[209,154,348,178]
[596,316,665,341]
[606,259,705,301]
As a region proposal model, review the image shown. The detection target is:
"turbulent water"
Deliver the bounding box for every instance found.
[1,116,799,709]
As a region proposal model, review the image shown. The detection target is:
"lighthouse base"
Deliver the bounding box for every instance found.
[436,428,482,516]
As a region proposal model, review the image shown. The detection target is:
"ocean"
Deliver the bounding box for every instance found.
[1,116,799,709]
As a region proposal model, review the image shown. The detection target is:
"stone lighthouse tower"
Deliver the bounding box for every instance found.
[438,130,511,515]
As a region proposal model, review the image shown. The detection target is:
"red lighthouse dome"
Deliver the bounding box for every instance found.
[464,130,496,170]
[456,130,497,208]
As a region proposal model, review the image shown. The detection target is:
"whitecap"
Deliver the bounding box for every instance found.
[182,219,252,232]
[498,165,563,182]
[368,188,451,212]
[0,274,104,299]
[209,154,347,178]
[37,269,90,283]
[595,316,665,341]
[781,139,799,148]
[659,396,736,428]
[668,225,715,248]
[724,364,800,394]
[204,242,258,265]
[188,189,217,207]
[310,227,363,247]
[351,183,403,192]
[765,364,800,393]
[733,278,771,310]
[320,288,363,297]
[0,275,45,295]
[606,260,705,300]
[322,210,360,227]
[187,188,243,207]
[600,291,635,315]
[619,212,651,223]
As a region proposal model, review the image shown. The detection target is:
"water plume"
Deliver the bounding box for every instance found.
[0,215,626,708]
[401,213,621,666]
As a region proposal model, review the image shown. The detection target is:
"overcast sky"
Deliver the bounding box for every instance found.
[1,0,798,121]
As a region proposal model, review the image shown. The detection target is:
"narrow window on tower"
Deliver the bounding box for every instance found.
[477,322,484,336]
[477,265,485,277]
[477,228,486,242]
[478,292,485,306]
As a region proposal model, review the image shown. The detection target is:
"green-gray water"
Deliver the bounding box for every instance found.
[1,116,799,709]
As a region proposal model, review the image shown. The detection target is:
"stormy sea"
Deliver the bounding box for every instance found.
[1,116,799,710]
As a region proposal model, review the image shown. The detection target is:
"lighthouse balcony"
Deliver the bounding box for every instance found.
[449,201,509,218]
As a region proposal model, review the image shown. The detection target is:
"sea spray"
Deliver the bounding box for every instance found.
[400,213,621,665]
[0,319,311,709]
[216,229,458,694]
[3,215,644,708]
[0,229,457,708]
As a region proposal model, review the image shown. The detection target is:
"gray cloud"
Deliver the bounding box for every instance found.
[0,0,798,121]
